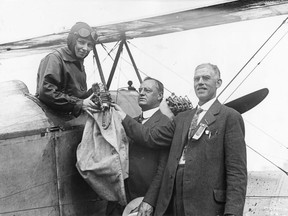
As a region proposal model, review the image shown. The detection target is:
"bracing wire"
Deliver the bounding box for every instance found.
[127,41,193,87]
[99,39,196,95]
[91,42,119,87]
[97,24,288,174]
[220,16,288,174]
[119,54,174,94]
[90,42,118,83]
[216,16,288,174]
[117,52,124,89]
[223,26,288,103]
[101,41,119,62]
[247,145,288,176]
[118,26,288,174]
[218,16,288,100]
[100,40,174,93]
[245,118,288,150]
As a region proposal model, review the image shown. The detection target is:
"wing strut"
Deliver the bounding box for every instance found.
[124,41,142,84]
[93,45,107,89]
[106,39,142,90]
[107,40,125,90]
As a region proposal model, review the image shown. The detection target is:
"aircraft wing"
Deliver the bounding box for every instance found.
[1,0,288,54]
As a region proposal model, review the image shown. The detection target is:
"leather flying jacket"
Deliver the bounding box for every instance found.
[36,47,93,117]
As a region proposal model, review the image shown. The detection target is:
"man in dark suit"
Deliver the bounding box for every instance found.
[114,63,247,216]
[106,77,170,216]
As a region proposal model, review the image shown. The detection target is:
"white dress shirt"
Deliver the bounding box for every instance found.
[196,98,217,124]
[142,107,159,124]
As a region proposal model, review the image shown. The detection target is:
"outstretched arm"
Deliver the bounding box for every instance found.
[112,103,174,149]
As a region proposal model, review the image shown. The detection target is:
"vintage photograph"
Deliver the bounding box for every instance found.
[1,0,288,215]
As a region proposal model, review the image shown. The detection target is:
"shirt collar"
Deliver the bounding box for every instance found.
[142,107,159,119]
[197,98,216,111]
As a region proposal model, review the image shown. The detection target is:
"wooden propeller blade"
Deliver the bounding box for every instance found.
[224,88,269,114]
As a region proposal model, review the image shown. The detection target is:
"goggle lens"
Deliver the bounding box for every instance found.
[75,28,98,42]
[91,31,98,41]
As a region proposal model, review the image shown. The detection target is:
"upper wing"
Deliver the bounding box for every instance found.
[1,0,288,53]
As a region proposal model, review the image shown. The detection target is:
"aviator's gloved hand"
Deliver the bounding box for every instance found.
[91,91,112,111]
[90,83,113,111]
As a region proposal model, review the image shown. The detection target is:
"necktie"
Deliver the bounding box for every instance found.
[179,107,204,164]
[188,107,203,140]
[138,114,144,123]
[137,113,148,124]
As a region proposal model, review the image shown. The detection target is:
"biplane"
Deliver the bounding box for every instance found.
[1,0,288,215]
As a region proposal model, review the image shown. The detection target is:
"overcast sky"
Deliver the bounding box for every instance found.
[1,0,288,172]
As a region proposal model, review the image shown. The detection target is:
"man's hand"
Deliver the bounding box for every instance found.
[110,103,127,120]
[137,202,153,216]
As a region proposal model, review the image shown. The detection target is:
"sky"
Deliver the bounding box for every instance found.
[0,0,288,172]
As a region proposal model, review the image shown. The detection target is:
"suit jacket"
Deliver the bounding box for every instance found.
[122,100,247,216]
[126,109,170,207]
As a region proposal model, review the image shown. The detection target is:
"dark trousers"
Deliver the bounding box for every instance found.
[164,164,185,216]
[174,165,185,216]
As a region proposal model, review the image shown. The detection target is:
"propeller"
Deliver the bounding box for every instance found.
[224,88,269,114]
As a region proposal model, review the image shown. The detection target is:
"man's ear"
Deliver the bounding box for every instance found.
[216,79,222,88]
[158,92,163,101]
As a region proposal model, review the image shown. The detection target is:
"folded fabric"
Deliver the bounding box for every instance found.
[76,108,129,206]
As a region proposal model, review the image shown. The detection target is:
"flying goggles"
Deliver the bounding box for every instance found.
[74,28,98,42]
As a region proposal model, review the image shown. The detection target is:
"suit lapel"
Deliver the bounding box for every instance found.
[198,100,221,128]
[182,100,221,142]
